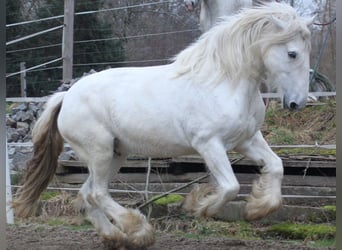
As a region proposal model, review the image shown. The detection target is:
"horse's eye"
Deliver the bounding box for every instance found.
[288,51,297,59]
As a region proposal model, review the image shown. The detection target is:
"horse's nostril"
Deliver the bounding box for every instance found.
[289,102,298,110]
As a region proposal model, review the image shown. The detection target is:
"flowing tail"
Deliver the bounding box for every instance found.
[12,92,66,217]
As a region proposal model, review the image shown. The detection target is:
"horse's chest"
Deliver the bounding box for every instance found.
[219,106,264,148]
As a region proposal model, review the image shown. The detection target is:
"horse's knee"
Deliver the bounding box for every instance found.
[265,155,283,177]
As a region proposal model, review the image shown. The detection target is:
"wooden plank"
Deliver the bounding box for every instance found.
[6,97,49,103]
[58,160,86,167]
[58,156,336,171]
[47,182,336,198]
[260,92,336,98]
[58,159,171,169]
[55,172,336,187]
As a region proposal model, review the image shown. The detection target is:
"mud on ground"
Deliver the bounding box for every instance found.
[7,223,331,250]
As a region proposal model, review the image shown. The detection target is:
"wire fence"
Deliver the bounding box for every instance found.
[6,0,335,98]
[6,0,200,97]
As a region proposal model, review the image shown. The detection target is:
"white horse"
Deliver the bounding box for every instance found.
[185,0,279,32]
[184,0,283,107]
[13,3,313,248]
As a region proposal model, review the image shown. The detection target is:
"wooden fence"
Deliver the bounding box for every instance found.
[54,152,336,209]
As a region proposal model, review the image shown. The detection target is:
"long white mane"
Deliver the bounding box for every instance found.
[172,2,311,85]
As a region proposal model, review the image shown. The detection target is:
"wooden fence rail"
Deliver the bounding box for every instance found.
[6,92,336,103]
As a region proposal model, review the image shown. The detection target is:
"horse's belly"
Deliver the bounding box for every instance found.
[116,133,196,157]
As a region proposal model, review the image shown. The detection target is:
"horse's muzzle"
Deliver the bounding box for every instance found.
[283,96,306,111]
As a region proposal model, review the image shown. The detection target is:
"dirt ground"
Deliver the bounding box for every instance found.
[6,223,333,250]
[7,101,336,250]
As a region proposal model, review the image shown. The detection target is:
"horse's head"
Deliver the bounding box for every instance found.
[184,0,200,11]
[261,13,313,110]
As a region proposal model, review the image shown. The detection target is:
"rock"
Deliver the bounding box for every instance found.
[11,151,32,171]
[12,103,27,112]
[17,127,28,137]
[6,115,16,127]
[8,147,16,156]
[7,128,19,142]
[17,122,30,130]
[23,134,32,142]
[15,110,31,122]
[28,103,39,114]
[26,110,35,121]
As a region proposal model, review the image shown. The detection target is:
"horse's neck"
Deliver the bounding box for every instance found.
[235,78,264,115]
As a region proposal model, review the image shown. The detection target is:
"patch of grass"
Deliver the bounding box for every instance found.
[266,128,295,145]
[6,102,14,113]
[262,100,336,145]
[10,173,23,185]
[323,205,336,213]
[273,147,336,156]
[46,218,68,227]
[40,191,60,201]
[153,194,184,205]
[267,223,336,240]
[70,220,94,231]
[188,219,257,240]
[33,225,46,232]
[178,232,202,240]
[309,238,336,248]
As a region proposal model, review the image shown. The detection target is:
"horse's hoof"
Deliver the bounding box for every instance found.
[120,209,155,248]
[183,184,217,217]
[244,195,282,221]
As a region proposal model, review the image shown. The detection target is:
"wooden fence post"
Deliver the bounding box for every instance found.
[6,141,14,224]
[20,62,26,97]
[62,0,75,83]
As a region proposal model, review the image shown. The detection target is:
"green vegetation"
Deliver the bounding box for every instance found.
[10,172,23,185]
[267,223,335,240]
[40,191,60,201]
[273,147,336,156]
[267,127,295,144]
[46,218,68,227]
[156,218,257,240]
[263,101,336,146]
[323,205,336,213]
[69,220,94,231]
[6,103,13,113]
[153,194,184,205]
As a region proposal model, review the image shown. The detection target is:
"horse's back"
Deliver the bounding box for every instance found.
[58,65,198,156]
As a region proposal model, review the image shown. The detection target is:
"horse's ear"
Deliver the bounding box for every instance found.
[269,15,287,30]
[303,15,316,27]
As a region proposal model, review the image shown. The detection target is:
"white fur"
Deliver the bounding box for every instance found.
[184,0,279,32]
[54,2,311,246]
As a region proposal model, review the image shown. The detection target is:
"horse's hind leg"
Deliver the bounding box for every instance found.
[67,135,154,248]
[89,155,155,247]
[236,131,283,221]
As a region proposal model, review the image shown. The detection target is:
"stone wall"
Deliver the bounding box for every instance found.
[6,102,78,171]
[6,102,44,143]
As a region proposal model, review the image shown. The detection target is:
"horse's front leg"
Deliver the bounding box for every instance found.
[183,138,240,217]
[236,130,283,221]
